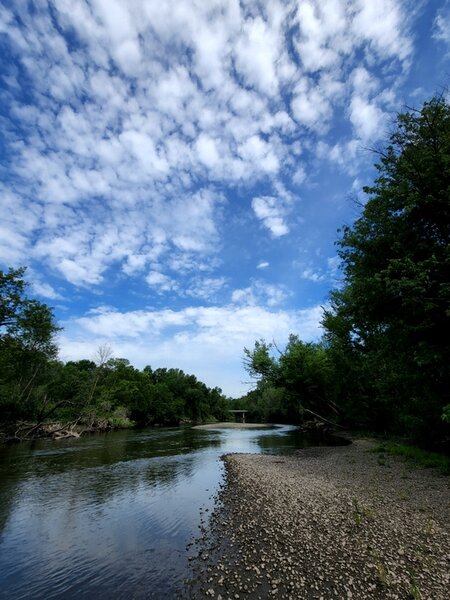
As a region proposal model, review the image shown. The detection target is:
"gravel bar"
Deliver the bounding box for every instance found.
[185,440,450,599]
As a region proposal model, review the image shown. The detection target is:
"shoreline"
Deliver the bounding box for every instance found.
[186,440,450,599]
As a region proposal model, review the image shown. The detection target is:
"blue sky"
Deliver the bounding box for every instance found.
[0,0,449,397]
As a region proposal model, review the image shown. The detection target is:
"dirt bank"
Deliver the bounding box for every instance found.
[186,440,450,599]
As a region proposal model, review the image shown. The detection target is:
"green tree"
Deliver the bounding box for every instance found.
[243,336,337,424]
[0,267,60,422]
[323,96,450,444]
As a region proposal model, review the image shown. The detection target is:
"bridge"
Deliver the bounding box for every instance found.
[229,409,248,424]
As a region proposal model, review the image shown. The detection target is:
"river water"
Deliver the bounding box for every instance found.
[0,425,339,599]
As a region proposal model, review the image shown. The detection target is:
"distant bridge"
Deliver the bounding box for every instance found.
[229,409,248,423]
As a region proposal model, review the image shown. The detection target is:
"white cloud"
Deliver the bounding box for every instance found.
[234,15,282,95]
[238,135,280,174]
[195,134,221,169]
[146,271,178,293]
[327,256,342,281]
[351,0,413,63]
[291,78,333,132]
[184,277,227,301]
[0,0,420,296]
[30,281,63,301]
[252,196,288,237]
[301,268,325,283]
[316,138,362,174]
[433,1,450,48]
[60,302,325,396]
[0,224,29,265]
[351,66,379,97]
[257,261,269,270]
[294,0,348,73]
[349,96,386,141]
[119,130,168,174]
[231,280,288,308]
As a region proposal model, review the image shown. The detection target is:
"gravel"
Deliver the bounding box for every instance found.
[184,439,450,599]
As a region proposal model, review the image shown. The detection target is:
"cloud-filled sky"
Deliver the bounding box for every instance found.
[1,0,449,396]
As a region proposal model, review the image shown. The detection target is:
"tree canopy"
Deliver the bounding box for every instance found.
[323,96,450,443]
[0,268,60,422]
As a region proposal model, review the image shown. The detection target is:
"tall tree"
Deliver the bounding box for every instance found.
[323,97,450,443]
[0,267,60,421]
[243,336,337,424]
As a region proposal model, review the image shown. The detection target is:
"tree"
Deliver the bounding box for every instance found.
[323,96,450,444]
[1,267,60,353]
[243,339,278,381]
[243,336,337,424]
[0,267,60,422]
[0,267,27,329]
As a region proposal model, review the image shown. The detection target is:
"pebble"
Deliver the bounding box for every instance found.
[184,439,450,599]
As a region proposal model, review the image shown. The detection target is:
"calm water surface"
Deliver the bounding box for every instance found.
[0,425,334,599]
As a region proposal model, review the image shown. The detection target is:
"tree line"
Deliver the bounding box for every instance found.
[239,96,450,450]
[0,268,230,437]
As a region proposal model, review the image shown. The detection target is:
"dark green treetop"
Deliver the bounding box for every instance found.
[323,96,450,440]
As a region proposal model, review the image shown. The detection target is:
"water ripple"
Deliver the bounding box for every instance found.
[0,425,298,599]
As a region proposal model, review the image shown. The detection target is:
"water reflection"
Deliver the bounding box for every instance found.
[0,424,330,599]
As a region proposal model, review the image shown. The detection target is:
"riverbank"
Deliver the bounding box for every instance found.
[187,439,450,599]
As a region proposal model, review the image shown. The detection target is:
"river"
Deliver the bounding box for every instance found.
[0,424,340,599]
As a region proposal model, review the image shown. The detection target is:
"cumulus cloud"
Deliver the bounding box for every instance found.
[252,196,289,237]
[30,281,63,301]
[301,268,325,283]
[60,301,325,396]
[433,1,450,49]
[184,277,227,301]
[349,96,386,141]
[231,280,289,308]
[146,271,178,293]
[0,0,418,290]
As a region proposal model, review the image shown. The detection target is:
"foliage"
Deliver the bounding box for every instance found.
[322,96,450,445]
[242,335,338,424]
[0,268,60,422]
[372,442,450,475]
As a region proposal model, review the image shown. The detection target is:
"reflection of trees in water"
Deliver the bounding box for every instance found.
[0,428,223,515]
[0,463,21,535]
[1,424,319,599]
[256,430,350,452]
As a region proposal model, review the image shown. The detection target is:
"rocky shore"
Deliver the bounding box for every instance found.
[186,440,450,599]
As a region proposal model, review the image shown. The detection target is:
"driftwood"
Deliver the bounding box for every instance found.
[13,419,82,441]
[300,408,345,432]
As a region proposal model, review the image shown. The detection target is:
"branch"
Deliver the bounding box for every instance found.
[303,408,344,429]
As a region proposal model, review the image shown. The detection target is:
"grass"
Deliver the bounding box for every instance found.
[375,560,390,587]
[407,570,422,600]
[377,453,387,466]
[351,496,362,526]
[372,442,450,475]
[351,496,375,527]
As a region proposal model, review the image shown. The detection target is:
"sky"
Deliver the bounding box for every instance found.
[0,0,449,397]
